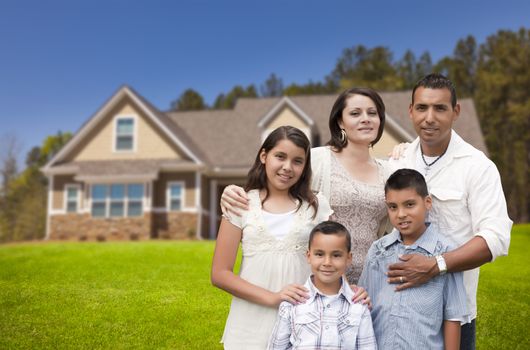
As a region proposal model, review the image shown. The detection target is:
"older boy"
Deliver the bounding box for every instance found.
[359,169,468,350]
[268,221,376,350]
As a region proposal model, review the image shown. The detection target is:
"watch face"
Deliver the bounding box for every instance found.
[436,255,447,274]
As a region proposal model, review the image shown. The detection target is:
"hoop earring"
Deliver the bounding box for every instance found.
[340,129,347,144]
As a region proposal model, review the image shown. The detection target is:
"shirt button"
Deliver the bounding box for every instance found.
[325,325,329,329]
[346,319,350,324]
[326,304,331,308]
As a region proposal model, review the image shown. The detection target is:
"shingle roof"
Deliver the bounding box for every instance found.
[51,159,198,180]
[166,92,488,169]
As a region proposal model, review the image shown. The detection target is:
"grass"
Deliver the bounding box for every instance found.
[1,225,529,349]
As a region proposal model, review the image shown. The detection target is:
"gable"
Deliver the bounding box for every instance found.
[257,97,314,142]
[64,97,186,162]
[265,106,310,130]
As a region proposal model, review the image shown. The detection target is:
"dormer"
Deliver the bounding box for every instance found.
[257,97,315,143]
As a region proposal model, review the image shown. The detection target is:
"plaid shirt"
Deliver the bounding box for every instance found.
[267,276,377,350]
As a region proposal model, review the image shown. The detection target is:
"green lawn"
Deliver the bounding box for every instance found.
[1,225,529,349]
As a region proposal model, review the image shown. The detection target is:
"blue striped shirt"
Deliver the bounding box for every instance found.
[358,224,468,349]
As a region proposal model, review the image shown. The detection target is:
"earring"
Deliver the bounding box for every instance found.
[340,129,347,144]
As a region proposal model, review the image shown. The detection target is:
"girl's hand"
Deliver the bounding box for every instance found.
[351,285,372,310]
[275,284,309,306]
[220,185,249,217]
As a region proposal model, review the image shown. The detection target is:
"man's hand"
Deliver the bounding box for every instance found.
[220,185,249,217]
[386,254,438,291]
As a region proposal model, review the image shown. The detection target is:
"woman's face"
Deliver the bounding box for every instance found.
[338,94,381,146]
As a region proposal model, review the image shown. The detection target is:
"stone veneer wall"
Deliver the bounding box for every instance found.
[50,213,151,241]
[152,212,198,239]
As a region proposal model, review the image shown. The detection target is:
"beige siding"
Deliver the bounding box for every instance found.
[265,107,311,139]
[153,172,196,209]
[52,175,83,210]
[370,129,402,159]
[66,98,184,162]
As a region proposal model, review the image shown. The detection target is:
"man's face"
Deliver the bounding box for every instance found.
[409,87,460,153]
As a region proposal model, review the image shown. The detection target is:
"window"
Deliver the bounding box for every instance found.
[127,184,144,217]
[110,184,125,217]
[91,183,144,218]
[65,185,80,213]
[91,184,107,217]
[115,117,134,151]
[168,182,184,211]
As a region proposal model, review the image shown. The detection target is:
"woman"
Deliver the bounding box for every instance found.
[222,87,392,284]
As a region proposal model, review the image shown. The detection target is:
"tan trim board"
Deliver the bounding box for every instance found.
[258,96,315,128]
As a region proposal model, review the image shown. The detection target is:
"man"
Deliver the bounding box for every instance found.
[388,73,512,350]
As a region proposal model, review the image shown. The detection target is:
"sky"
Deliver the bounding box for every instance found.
[1,0,529,165]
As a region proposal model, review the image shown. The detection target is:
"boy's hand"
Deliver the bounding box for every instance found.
[276,284,309,306]
[386,254,438,291]
[220,185,249,217]
[351,285,372,310]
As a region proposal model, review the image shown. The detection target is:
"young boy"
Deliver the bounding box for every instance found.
[358,169,468,350]
[267,221,377,350]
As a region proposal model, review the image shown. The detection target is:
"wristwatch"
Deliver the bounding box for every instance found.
[435,255,447,275]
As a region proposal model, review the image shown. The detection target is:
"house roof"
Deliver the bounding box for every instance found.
[42,86,204,173]
[168,92,487,170]
[44,87,488,176]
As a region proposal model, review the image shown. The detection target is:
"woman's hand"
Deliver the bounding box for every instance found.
[388,142,410,160]
[275,284,309,306]
[220,185,250,217]
[351,285,372,309]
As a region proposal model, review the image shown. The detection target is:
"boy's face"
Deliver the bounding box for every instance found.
[385,188,432,245]
[306,233,352,294]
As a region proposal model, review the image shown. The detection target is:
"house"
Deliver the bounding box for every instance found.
[41,86,487,241]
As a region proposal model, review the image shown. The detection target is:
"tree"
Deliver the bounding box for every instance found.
[170,89,207,111]
[474,28,530,222]
[260,73,284,97]
[435,36,478,98]
[415,52,433,84]
[396,50,433,89]
[0,132,72,242]
[213,84,257,109]
[396,50,417,89]
[283,80,337,96]
[328,45,404,91]
[0,133,21,190]
[0,133,21,241]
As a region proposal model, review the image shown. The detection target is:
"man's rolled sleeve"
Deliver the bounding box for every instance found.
[469,162,512,261]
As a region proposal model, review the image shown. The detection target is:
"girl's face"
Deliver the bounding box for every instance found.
[339,94,381,146]
[260,139,307,194]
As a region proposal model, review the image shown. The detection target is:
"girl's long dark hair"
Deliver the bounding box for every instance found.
[245,126,318,217]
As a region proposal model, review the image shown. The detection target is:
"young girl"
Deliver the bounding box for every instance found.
[211,126,333,349]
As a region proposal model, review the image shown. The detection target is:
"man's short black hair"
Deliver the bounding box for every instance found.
[412,73,457,108]
[308,221,351,252]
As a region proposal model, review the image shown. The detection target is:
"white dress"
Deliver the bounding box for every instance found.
[221,189,332,349]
